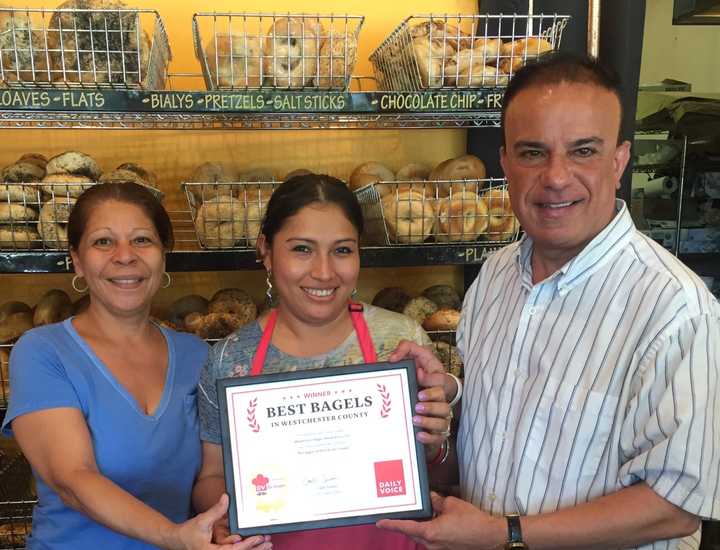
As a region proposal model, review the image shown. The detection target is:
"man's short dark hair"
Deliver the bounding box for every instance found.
[501,53,625,146]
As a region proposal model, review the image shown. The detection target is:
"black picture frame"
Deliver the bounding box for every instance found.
[216,359,432,536]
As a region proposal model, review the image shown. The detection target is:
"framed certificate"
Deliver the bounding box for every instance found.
[216,360,432,536]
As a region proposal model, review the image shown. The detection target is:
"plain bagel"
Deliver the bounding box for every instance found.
[0,203,37,222]
[263,17,322,88]
[436,191,489,242]
[40,173,94,198]
[423,308,461,331]
[430,154,486,196]
[195,197,262,248]
[381,190,435,244]
[348,161,395,193]
[0,226,40,249]
[482,188,519,241]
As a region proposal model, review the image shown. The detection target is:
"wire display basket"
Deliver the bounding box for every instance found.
[0,7,171,89]
[183,182,278,250]
[355,178,519,246]
[192,12,364,90]
[369,13,570,91]
[0,182,94,250]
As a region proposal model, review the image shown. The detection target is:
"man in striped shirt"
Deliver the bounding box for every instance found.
[379,54,719,549]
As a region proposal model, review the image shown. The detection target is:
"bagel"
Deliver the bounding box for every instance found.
[422,284,462,310]
[430,154,487,196]
[0,226,40,249]
[116,163,157,187]
[314,32,358,89]
[348,161,394,193]
[381,190,435,244]
[446,51,508,87]
[99,169,164,201]
[412,37,455,88]
[47,1,151,85]
[166,294,209,330]
[410,20,470,51]
[0,310,33,344]
[436,191,489,242]
[40,173,94,199]
[187,162,237,202]
[394,163,436,196]
[0,301,31,323]
[263,17,322,88]
[0,184,38,203]
[18,153,48,170]
[209,288,257,325]
[205,33,263,88]
[423,308,461,331]
[184,311,246,339]
[482,188,519,241]
[372,287,411,313]
[499,37,553,74]
[0,203,37,222]
[195,197,262,248]
[33,289,73,327]
[0,11,50,82]
[38,197,75,248]
[45,152,101,180]
[1,161,45,183]
[402,296,438,325]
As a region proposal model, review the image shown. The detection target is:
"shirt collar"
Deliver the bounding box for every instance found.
[515,199,636,294]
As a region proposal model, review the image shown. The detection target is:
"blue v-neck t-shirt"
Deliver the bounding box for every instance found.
[1,318,208,549]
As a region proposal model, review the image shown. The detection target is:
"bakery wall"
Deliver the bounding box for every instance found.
[2,0,478,313]
[640,0,720,93]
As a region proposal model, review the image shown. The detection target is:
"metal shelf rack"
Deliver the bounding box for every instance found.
[0,88,504,129]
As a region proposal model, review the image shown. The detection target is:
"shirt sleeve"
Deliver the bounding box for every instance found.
[619,312,720,519]
[1,330,82,437]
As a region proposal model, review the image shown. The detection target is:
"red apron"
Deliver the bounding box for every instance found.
[249,303,422,550]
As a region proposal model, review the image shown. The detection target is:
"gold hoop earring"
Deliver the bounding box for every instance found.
[162,272,171,289]
[71,275,88,293]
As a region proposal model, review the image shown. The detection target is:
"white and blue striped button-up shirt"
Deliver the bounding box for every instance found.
[457,200,720,549]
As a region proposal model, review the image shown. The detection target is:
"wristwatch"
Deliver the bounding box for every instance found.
[505,514,528,549]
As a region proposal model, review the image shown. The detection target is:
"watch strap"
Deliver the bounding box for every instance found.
[505,514,528,549]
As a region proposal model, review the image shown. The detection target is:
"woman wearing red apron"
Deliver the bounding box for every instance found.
[193,175,454,550]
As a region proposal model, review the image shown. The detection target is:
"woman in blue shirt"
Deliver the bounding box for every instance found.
[2,183,270,550]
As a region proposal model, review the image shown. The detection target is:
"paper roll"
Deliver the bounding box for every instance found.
[641,176,678,198]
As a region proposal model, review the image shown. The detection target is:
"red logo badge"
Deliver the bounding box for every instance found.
[252,474,269,495]
[374,460,406,498]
